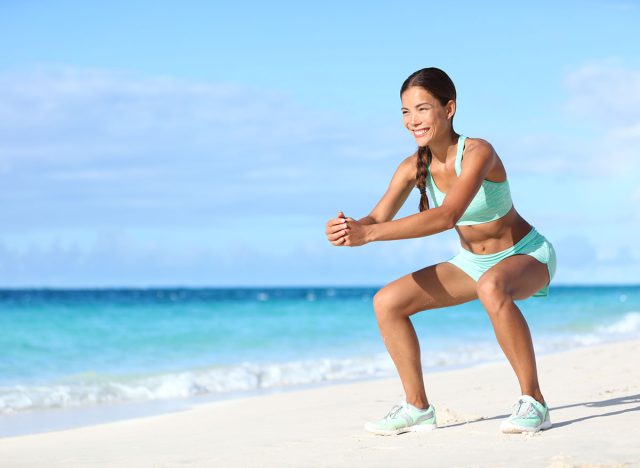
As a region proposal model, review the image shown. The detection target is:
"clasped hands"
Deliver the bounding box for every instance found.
[325,211,370,247]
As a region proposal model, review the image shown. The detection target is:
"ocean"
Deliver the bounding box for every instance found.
[1,285,638,435]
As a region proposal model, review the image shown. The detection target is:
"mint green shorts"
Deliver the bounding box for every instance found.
[447,227,557,297]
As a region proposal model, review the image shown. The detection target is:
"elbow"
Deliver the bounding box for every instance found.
[444,218,457,231]
[440,208,459,230]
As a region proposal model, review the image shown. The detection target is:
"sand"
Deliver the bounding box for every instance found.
[1,340,639,467]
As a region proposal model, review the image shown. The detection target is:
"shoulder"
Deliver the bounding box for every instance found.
[463,137,495,158]
[394,151,419,183]
[402,151,419,169]
[462,137,497,167]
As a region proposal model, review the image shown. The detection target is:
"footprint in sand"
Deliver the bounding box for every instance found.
[434,404,484,426]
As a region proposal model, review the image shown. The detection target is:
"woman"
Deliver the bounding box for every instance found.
[324,67,557,436]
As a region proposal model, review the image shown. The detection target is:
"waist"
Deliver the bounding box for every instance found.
[456,211,533,254]
[457,225,541,257]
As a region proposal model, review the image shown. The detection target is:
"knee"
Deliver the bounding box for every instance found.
[476,275,512,309]
[373,287,405,324]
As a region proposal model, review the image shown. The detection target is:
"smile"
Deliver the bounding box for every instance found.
[413,128,430,136]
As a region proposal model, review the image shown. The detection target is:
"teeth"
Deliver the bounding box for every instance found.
[414,128,429,135]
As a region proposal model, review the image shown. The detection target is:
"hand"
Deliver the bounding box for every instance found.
[343,217,370,247]
[325,211,349,246]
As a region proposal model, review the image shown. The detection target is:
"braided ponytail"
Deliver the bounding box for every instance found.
[415,146,431,212]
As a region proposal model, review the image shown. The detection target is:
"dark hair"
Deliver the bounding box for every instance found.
[400,68,457,212]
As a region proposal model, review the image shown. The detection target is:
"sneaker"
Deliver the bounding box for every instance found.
[364,400,437,436]
[500,395,552,433]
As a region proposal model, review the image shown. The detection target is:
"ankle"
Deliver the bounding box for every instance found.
[406,399,430,410]
[523,391,546,406]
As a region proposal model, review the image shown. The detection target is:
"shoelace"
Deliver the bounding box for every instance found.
[385,403,406,420]
[511,399,534,418]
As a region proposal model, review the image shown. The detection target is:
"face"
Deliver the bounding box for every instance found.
[401,86,454,145]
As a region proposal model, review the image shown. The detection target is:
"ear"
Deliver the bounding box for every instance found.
[446,99,456,120]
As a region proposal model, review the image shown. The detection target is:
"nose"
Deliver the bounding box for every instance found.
[410,113,421,127]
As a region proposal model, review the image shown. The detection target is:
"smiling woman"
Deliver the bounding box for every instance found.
[324,67,558,436]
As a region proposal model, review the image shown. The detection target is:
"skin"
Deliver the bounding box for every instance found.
[324,86,550,410]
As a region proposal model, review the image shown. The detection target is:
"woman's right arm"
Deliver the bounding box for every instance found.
[326,154,416,246]
[358,154,417,225]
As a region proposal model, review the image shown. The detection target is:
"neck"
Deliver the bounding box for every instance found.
[428,130,459,163]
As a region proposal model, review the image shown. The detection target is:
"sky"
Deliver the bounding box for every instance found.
[0,1,639,287]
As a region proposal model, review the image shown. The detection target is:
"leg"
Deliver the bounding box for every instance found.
[373,262,478,409]
[476,254,550,404]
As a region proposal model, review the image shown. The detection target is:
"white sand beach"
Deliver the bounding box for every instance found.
[1,340,639,467]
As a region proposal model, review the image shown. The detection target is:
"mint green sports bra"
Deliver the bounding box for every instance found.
[426,135,513,226]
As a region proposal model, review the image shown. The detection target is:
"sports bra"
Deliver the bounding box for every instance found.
[425,135,513,225]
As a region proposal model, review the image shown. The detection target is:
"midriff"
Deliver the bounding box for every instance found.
[454,206,533,254]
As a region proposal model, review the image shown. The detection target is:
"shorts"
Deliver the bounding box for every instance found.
[446,226,557,297]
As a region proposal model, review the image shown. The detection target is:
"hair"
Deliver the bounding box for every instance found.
[400,68,457,212]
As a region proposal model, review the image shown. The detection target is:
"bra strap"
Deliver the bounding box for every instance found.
[454,135,466,176]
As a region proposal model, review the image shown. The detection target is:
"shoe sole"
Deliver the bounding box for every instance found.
[500,420,552,434]
[364,422,437,436]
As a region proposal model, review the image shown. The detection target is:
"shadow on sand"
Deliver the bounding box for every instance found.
[438,393,640,430]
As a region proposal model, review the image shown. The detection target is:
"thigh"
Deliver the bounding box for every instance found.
[374,262,479,318]
[478,254,550,301]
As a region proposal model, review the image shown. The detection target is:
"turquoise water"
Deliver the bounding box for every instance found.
[0,286,638,415]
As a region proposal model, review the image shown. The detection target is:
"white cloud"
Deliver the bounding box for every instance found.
[563,59,640,176]
[563,58,640,127]
[0,65,409,230]
[490,58,640,285]
[497,59,640,179]
[2,62,639,287]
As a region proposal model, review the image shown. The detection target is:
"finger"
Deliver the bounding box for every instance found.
[330,212,346,225]
[327,217,348,228]
[326,214,346,227]
[327,229,348,241]
[326,223,346,236]
[326,219,346,234]
[330,223,349,234]
[331,235,346,245]
[327,219,348,233]
[332,237,346,246]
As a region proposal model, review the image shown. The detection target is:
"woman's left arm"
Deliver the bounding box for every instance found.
[344,140,496,245]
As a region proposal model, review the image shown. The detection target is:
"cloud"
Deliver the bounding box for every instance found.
[563,58,640,128]
[0,226,458,287]
[2,62,639,287]
[3,225,639,287]
[495,59,640,179]
[563,58,640,175]
[488,59,640,265]
[0,65,410,230]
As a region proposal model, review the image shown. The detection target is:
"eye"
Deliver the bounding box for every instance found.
[419,107,429,111]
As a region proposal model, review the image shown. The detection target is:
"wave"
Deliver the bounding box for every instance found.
[533,311,640,353]
[1,312,638,415]
[0,343,507,414]
[596,311,640,334]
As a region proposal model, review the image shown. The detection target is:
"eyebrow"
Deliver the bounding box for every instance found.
[400,102,432,110]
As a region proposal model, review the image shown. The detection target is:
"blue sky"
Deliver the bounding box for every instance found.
[0,1,639,287]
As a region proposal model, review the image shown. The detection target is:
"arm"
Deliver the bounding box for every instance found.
[329,155,414,245]
[356,215,378,226]
[357,155,417,226]
[366,206,454,241]
[359,139,497,243]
